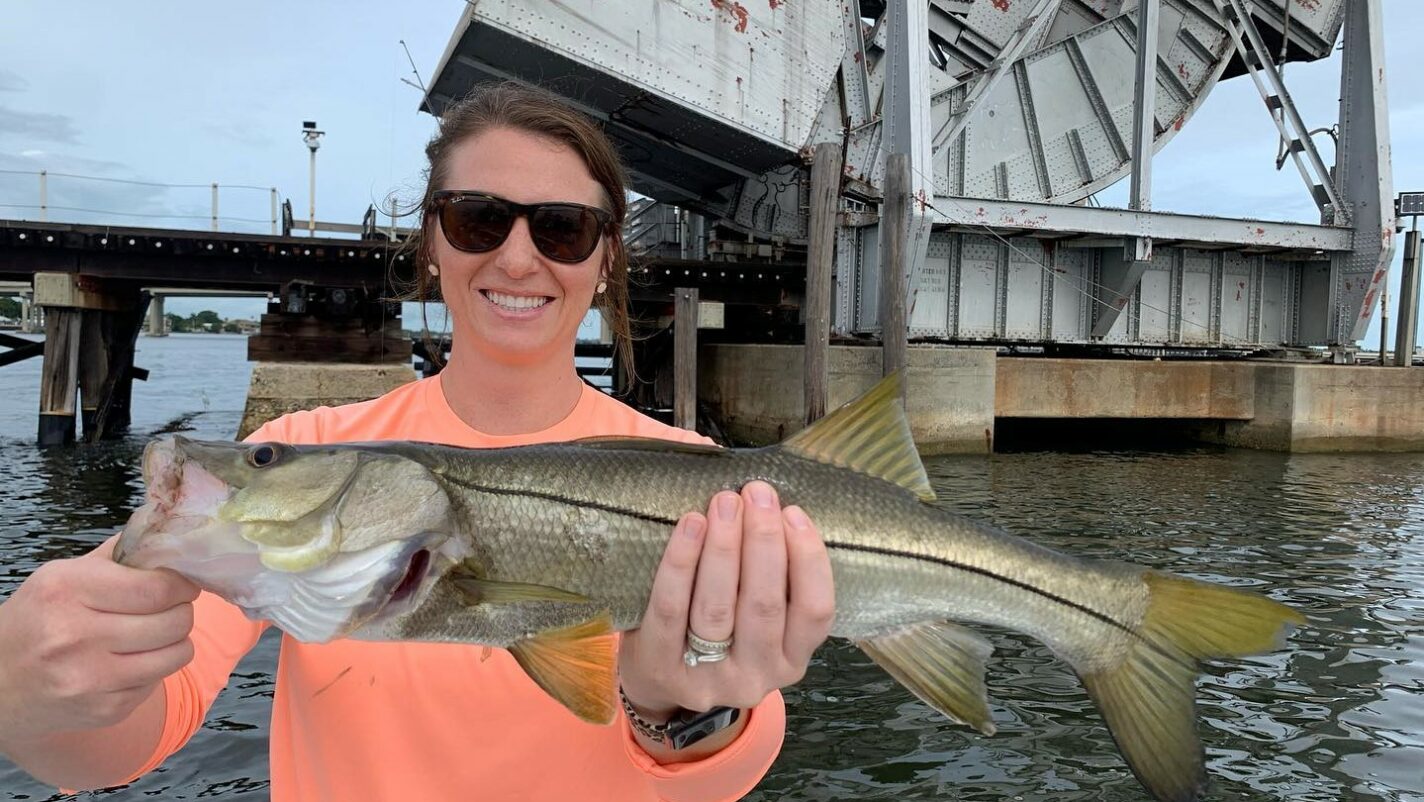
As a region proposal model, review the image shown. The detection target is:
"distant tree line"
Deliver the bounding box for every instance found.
[164,310,247,333]
[0,297,20,319]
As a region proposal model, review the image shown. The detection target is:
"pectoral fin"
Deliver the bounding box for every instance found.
[508,614,618,725]
[856,620,996,735]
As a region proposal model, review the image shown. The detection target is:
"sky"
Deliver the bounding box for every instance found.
[1,0,1421,348]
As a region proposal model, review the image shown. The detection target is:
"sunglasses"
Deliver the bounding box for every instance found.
[429,190,613,264]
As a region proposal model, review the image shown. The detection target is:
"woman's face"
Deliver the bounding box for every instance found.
[431,126,607,370]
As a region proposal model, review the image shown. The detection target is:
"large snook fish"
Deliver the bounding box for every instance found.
[114,375,1303,802]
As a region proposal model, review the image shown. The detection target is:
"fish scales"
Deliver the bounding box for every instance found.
[405,442,1149,659]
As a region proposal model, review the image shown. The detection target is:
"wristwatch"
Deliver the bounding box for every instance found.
[620,687,742,750]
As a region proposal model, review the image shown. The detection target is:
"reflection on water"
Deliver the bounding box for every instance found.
[1,336,1420,800]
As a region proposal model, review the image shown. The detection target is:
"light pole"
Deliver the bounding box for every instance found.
[302,121,325,235]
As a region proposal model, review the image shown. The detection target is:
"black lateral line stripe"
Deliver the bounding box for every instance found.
[829,541,1189,667]
[826,541,1134,635]
[451,480,679,527]
[449,478,1186,667]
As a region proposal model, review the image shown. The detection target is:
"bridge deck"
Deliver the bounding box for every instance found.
[0,219,408,291]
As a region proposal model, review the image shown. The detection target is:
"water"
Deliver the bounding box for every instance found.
[1,335,1421,801]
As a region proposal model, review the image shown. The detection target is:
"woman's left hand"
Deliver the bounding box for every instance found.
[618,480,835,728]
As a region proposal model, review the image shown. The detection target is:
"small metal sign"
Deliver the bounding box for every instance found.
[1399,192,1424,217]
[697,301,725,330]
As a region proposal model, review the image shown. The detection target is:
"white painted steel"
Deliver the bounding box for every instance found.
[443,0,842,153]
[1330,0,1395,346]
[892,229,1317,345]
[423,0,1377,351]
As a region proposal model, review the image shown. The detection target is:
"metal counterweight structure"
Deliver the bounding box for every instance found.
[424,0,1392,354]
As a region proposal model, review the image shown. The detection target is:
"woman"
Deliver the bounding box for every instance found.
[0,83,834,800]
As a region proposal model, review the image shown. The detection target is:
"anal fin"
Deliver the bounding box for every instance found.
[508,613,618,725]
[856,620,996,735]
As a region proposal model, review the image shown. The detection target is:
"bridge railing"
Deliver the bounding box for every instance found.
[0,169,282,234]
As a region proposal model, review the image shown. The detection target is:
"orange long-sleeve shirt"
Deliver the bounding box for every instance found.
[121,375,786,801]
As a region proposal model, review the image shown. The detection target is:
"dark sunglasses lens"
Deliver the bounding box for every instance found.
[530,207,603,262]
[443,198,513,252]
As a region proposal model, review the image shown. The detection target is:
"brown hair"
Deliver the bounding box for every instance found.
[401,81,634,386]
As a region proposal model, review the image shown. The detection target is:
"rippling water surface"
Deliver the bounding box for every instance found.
[1,335,1420,801]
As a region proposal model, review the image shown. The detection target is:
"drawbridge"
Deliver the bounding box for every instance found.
[422,0,1393,353]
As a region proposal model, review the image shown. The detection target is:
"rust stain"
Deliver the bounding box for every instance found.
[769,0,783,8]
[1255,227,1265,236]
[709,0,749,32]
[853,50,863,63]
[1177,63,1189,80]
[1173,116,1184,131]
[991,0,1011,10]
[1363,289,1377,309]
[1345,280,1354,291]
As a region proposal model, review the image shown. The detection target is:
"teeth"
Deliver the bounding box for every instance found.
[486,290,550,310]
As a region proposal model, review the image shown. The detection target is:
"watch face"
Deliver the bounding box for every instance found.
[670,706,741,750]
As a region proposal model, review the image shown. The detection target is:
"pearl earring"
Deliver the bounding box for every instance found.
[595,279,607,294]
[428,264,440,277]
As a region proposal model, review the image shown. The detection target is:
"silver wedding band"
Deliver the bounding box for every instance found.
[683,631,733,667]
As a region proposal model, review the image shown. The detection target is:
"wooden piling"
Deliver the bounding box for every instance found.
[674,287,699,432]
[38,308,82,447]
[879,152,910,382]
[86,296,151,441]
[78,310,110,437]
[804,141,842,425]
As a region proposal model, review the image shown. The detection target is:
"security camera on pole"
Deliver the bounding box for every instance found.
[302,121,324,235]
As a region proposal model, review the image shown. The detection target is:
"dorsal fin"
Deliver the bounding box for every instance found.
[781,372,935,502]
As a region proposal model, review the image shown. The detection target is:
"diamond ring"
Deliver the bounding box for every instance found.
[684,631,733,666]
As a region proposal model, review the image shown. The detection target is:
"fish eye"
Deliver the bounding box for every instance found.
[247,444,279,468]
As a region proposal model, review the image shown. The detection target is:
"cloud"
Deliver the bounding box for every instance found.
[201,121,274,149]
[0,105,80,144]
[0,69,25,93]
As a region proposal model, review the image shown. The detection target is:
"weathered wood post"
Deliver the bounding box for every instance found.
[37,307,81,446]
[879,153,910,381]
[78,310,110,437]
[804,141,842,425]
[33,273,147,446]
[87,295,151,441]
[674,287,699,432]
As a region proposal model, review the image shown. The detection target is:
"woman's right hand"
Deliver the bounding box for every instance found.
[0,538,199,746]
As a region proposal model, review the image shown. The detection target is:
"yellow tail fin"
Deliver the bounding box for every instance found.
[1079,571,1305,802]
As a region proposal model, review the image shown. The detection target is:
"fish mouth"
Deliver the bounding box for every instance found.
[115,437,445,643]
[115,437,245,569]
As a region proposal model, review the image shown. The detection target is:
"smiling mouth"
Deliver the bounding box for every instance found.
[482,289,552,312]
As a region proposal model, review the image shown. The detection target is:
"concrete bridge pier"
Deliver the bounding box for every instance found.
[237,284,416,440]
[697,344,1424,453]
[147,294,167,336]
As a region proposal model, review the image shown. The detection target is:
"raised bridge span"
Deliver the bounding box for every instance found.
[421,0,1393,353]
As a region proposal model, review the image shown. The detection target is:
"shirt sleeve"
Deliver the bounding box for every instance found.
[115,417,298,783]
[620,691,787,802]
